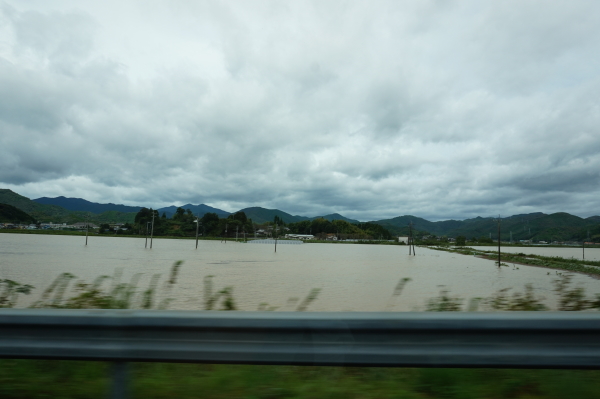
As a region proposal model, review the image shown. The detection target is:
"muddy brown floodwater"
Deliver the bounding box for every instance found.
[2,233,600,310]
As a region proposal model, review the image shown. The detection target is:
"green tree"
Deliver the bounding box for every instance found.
[173,207,185,221]
[230,211,248,224]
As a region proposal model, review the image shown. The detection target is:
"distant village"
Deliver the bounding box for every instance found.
[0,222,102,231]
[2,223,596,245]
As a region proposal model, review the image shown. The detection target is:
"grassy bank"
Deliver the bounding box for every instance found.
[429,245,600,277]
[2,360,600,399]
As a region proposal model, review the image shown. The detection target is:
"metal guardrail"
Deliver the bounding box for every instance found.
[2,310,600,397]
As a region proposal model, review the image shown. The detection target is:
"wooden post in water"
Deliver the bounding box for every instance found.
[150,210,155,249]
[195,215,200,249]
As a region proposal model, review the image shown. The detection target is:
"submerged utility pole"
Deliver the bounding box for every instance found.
[274,223,278,253]
[195,215,200,249]
[150,210,155,249]
[497,217,501,267]
[85,213,89,246]
[407,222,416,256]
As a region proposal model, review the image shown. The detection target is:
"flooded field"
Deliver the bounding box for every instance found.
[2,233,600,311]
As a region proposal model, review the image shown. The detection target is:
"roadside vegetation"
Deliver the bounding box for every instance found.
[3,261,600,398]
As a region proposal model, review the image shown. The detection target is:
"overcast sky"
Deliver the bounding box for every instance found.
[1,1,599,221]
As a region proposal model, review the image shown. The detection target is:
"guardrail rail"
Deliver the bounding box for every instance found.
[2,310,600,398]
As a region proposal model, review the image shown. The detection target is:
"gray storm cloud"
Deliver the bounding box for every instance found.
[1,0,599,221]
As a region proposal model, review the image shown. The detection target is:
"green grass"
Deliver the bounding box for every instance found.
[3,361,600,399]
[0,359,600,399]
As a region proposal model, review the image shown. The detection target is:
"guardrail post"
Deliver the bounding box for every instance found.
[110,361,129,399]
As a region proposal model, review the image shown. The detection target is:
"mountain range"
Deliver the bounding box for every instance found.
[1,189,599,241]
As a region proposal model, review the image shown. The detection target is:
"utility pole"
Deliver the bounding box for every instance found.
[407,222,416,256]
[195,214,200,249]
[150,210,155,249]
[85,213,89,246]
[497,216,501,268]
[274,223,278,253]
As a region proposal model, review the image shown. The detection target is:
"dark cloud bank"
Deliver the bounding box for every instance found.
[1,1,599,221]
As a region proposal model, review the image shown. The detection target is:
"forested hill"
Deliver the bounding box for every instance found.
[310,213,360,224]
[157,204,229,219]
[0,189,72,221]
[0,203,36,223]
[0,189,135,224]
[238,207,310,224]
[238,208,363,225]
[374,212,600,242]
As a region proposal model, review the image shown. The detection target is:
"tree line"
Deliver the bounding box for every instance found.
[97,207,393,240]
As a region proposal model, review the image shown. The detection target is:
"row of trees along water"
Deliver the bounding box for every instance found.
[97,207,393,240]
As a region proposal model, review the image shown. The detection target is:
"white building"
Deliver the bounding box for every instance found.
[285,234,315,240]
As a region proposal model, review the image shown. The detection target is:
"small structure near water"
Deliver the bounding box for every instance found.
[248,239,303,245]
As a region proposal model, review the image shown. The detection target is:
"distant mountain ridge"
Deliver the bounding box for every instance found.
[237,207,310,224]
[373,212,600,241]
[33,196,231,219]
[34,196,143,214]
[2,189,599,241]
